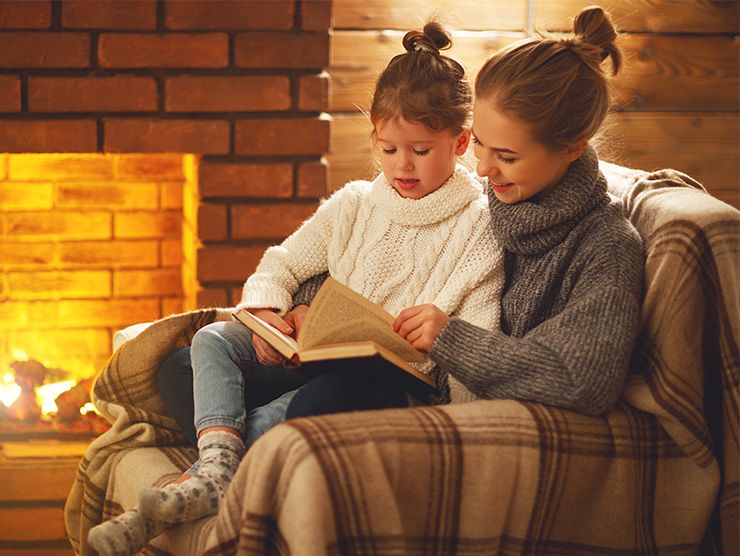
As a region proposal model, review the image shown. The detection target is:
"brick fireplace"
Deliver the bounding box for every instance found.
[0,2,331,551]
[0,0,331,391]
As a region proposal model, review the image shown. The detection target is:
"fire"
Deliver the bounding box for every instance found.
[36,380,75,416]
[1,355,93,418]
[80,402,99,416]
[0,371,21,408]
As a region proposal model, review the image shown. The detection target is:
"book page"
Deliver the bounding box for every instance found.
[298,277,427,363]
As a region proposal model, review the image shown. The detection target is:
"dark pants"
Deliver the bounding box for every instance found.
[286,372,409,419]
[157,347,410,446]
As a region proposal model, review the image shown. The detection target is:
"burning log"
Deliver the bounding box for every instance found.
[5,359,46,422]
[55,378,94,423]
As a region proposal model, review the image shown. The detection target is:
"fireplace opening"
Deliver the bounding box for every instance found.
[0,153,199,439]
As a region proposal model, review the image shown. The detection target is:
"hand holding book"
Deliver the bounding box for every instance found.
[249,308,294,366]
[393,304,451,353]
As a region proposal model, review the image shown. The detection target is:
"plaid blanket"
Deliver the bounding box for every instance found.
[64,164,739,555]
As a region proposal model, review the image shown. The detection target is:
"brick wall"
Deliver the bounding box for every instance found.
[0,0,332,315]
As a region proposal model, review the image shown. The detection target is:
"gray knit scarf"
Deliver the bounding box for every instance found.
[487,146,610,254]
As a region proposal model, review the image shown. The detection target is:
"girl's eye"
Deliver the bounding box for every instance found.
[413,149,430,156]
[497,153,516,164]
[381,147,396,155]
[471,136,481,145]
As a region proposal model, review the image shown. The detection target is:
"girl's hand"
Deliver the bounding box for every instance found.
[250,309,293,366]
[393,304,450,353]
[283,304,309,338]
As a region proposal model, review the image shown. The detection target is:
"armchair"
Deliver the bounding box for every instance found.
[65,162,738,555]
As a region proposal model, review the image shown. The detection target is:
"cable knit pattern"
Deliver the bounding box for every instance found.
[238,166,503,400]
[431,146,645,415]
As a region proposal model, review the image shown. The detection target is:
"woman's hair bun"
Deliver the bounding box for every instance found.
[402,20,452,55]
[571,5,621,74]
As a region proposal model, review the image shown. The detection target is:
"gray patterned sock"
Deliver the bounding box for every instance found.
[137,431,245,524]
[87,507,168,556]
[183,458,201,477]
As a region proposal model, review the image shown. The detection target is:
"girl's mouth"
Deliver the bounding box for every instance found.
[396,178,420,191]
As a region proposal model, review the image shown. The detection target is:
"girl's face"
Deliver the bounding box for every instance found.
[376,118,470,200]
[472,98,585,204]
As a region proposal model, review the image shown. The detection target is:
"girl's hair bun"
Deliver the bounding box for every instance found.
[570,5,621,75]
[402,21,452,55]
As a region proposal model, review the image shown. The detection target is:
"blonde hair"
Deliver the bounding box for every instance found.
[475,5,622,150]
[370,21,471,135]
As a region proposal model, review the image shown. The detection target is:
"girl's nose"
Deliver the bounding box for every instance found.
[398,152,413,170]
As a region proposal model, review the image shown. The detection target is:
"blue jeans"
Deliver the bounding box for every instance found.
[190,322,305,446]
[158,347,304,447]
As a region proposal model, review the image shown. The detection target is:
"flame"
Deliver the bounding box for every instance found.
[80,402,100,416]
[0,371,21,407]
[11,348,29,361]
[36,380,75,415]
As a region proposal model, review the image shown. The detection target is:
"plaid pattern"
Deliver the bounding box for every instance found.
[64,164,739,555]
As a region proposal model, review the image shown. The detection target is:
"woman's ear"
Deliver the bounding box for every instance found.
[455,129,472,155]
[565,139,588,161]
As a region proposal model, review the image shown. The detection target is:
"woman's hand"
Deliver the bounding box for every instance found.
[393,304,450,353]
[283,304,309,338]
[250,309,293,366]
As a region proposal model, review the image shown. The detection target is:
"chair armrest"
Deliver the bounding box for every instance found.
[112,322,155,351]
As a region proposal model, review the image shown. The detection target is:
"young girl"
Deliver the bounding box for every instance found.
[88,22,502,556]
[391,6,644,415]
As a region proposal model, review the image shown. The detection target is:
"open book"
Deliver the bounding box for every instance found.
[233,277,436,396]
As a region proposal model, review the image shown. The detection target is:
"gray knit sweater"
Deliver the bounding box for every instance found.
[430,147,644,416]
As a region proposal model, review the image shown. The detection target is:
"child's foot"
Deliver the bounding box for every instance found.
[138,431,245,524]
[87,508,167,556]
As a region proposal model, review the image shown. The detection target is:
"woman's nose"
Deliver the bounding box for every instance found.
[476,154,498,179]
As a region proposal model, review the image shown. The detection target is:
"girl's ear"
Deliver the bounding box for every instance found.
[455,129,472,155]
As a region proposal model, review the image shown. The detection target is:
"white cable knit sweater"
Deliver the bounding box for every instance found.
[238,165,503,402]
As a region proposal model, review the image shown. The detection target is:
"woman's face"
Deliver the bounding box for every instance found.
[376,118,470,200]
[472,98,584,204]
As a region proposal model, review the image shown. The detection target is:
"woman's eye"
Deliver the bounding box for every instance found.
[413,149,430,156]
[471,136,481,145]
[382,147,396,155]
[497,154,516,164]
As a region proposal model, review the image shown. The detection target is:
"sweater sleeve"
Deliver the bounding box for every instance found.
[236,185,360,315]
[291,272,328,307]
[431,237,644,416]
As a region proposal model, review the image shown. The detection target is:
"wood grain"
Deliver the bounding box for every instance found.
[602,112,740,199]
[615,35,739,111]
[334,0,527,31]
[535,0,740,34]
[331,31,739,113]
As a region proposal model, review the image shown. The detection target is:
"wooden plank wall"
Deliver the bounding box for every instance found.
[328,0,739,208]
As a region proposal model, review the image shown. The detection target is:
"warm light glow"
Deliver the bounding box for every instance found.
[80,402,100,416]
[36,380,75,415]
[11,348,29,361]
[0,372,21,408]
